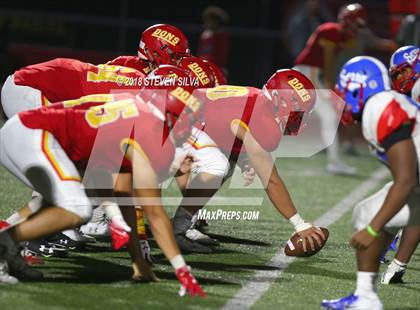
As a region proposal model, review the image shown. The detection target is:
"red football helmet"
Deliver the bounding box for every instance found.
[338,3,367,29]
[138,24,191,66]
[178,56,216,88]
[202,59,227,85]
[263,69,316,135]
[141,65,201,144]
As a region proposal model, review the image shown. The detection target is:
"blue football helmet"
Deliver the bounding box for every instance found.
[389,45,420,94]
[336,56,390,123]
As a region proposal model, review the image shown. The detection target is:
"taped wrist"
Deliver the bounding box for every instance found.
[289,213,312,232]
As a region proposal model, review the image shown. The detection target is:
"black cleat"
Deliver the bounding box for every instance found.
[47,233,84,250]
[25,239,68,258]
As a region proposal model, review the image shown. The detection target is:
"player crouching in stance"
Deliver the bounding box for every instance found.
[0,91,206,297]
[321,56,420,309]
[173,69,327,254]
[380,45,420,284]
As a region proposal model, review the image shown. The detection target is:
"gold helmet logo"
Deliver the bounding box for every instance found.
[287,78,311,102]
[187,62,210,85]
[151,28,180,46]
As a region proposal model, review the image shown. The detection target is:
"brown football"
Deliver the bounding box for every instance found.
[284,227,329,257]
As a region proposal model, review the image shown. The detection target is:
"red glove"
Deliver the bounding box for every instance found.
[110,222,130,250]
[175,266,206,297]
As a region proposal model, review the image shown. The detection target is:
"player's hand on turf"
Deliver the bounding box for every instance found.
[242,164,256,186]
[297,226,326,252]
[349,229,376,250]
[176,266,206,297]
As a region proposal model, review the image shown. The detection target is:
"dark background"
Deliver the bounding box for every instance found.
[0,0,407,87]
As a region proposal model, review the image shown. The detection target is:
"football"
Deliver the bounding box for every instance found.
[284,227,329,257]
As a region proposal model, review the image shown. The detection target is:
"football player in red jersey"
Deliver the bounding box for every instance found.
[294,3,396,175]
[1,58,147,119]
[107,24,191,74]
[1,57,149,257]
[172,69,327,254]
[0,89,206,296]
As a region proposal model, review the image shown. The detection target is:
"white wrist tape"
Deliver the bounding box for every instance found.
[170,254,186,270]
[289,213,313,232]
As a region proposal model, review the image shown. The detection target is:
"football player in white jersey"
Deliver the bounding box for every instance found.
[379,45,420,284]
[321,56,420,310]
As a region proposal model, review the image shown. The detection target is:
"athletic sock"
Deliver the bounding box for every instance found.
[354,271,379,298]
[388,258,407,273]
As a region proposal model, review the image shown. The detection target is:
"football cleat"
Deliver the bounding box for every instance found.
[47,232,85,250]
[185,229,219,246]
[110,222,130,250]
[80,220,110,237]
[321,293,383,310]
[25,239,67,258]
[381,260,407,285]
[21,247,44,266]
[175,265,206,297]
[381,269,405,284]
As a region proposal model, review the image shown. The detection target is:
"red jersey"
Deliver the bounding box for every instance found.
[295,22,349,68]
[13,58,146,104]
[19,94,174,177]
[107,56,153,76]
[195,86,281,155]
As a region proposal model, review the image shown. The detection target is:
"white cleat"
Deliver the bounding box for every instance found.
[381,267,406,284]
[322,293,383,310]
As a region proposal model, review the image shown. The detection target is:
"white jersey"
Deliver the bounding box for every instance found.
[362,90,420,175]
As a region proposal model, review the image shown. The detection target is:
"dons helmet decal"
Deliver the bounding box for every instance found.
[151,28,180,46]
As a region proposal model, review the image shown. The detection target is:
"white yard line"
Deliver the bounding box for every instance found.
[220,167,389,310]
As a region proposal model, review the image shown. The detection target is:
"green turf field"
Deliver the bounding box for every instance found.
[1,149,419,310]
